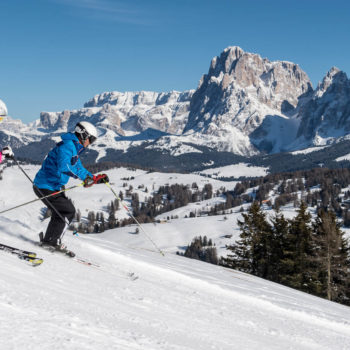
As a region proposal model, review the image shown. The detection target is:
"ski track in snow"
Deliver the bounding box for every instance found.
[1,166,350,349]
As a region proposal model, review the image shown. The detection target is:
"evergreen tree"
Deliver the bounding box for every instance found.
[280,201,315,292]
[269,210,290,283]
[108,210,117,229]
[101,213,105,231]
[87,211,96,227]
[313,209,350,304]
[183,236,218,265]
[222,201,273,278]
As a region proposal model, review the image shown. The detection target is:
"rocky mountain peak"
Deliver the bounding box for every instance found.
[316,67,348,96]
[209,46,244,75]
[296,67,350,144]
[184,46,313,153]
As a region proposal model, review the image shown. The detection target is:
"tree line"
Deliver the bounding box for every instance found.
[222,201,350,305]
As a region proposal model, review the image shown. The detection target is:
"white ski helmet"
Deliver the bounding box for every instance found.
[0,99,8,119]
[74,121,98,144]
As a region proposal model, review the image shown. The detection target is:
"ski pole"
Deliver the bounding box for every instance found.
[12,157,72,231]
[0,183,84,215]
[103,181,165,256]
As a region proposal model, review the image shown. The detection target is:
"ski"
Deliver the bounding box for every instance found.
[0,243,37,258]
[18,254,44,266]
[0,243,43,266]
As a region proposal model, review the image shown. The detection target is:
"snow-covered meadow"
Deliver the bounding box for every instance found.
[1,164,350,349]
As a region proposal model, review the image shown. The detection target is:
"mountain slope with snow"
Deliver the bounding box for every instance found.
[1,165,350,349]
[2,46,350,172]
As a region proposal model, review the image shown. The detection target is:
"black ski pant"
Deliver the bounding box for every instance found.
[33,186,75,245]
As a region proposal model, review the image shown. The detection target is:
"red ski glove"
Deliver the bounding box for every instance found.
[84,174,109,188]
[94,173,109,184]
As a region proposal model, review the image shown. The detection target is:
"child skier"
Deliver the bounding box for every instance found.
[0,146,14,163]
[0,99,14,163]
[33,121,109,250]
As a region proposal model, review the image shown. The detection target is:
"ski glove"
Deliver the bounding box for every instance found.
[94,173,109,184]
[2,146,14,159]
[84,174,109,188]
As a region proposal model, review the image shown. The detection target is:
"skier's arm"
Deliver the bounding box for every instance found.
[57,143,92,181]
[74,157,93,181]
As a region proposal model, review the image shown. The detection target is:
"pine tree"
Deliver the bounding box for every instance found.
[108,210,116,229]
[280,201,315,292]
[269,209,290,283]
[87,211,96,227]
[222,201,273,278]
[101,213,105,231]
[313,209,350,304]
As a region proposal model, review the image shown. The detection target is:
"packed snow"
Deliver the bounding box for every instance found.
[336,153,350,162]
[290,146,328,155]
[197,163,269,179]
[1,164,350,350]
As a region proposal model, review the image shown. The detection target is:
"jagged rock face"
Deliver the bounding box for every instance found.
[183,46,312,153]
[3,46,350,163]
[84,90,193,134]
[39,90,194,136]
[40,110,71,130]
[296,67,350,145]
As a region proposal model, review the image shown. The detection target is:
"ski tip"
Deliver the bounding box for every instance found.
[30,258,44,266]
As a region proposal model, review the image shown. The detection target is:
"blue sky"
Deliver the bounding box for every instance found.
[1,0,350,123]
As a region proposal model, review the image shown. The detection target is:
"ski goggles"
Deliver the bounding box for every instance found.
[88,135,97,144]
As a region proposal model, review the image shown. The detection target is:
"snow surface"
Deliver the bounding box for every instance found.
[197,163,269,179]
[336,153,350,162]
[290,146,328,155]
[1,165,350,349]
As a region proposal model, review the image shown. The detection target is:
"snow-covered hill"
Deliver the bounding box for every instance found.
[1,165,350,349]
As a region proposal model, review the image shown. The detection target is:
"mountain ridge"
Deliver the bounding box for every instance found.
[1,46,350,173]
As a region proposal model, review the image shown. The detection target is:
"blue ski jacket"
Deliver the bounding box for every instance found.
[34,133,92,191]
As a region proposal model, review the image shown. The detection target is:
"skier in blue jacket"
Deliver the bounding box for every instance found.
[33,121,109,250]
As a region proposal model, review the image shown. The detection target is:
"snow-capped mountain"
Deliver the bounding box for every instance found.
[293,67,350,148]
[2,46,350,171]
[39,90,194,136]
[180,46,312,155]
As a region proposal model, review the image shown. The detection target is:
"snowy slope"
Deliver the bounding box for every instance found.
[1,165,350,349]
[197,163,269,179]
